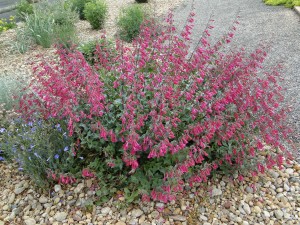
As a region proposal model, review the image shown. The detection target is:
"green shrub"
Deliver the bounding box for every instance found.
[16,0,78,50]
[78,38,115,65]
[24,11,54,48]
[83,0,108,30]
[16,0,34,21]
[263,0,300,7]
[135,0,148,3]
[117,4,146,42]
[69,0,91,20]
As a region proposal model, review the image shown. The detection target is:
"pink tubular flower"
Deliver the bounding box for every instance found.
[82,168,95,178]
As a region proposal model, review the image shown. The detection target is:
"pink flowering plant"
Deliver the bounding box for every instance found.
[18,12,294,203]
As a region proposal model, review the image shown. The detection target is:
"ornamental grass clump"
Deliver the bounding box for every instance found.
[18,12,294,203]
[83,0,108,30]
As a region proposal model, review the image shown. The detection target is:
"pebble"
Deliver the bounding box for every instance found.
[116,222,126,225]
[54,212,68,222]
[74,183,84,194]
[211,187,222,197]
[242,203,251,214]
[39,196,48,204]
[24,218,36,225]
[14,187,25,195]
[8,193,15,204]
[274,209,283,219]
[169,215,186,221]
[253,206,261,214]
[101,207,111,215]
[54,185,62,192]
[131,208,143,218]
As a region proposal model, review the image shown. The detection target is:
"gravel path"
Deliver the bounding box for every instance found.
[173,0,300,144]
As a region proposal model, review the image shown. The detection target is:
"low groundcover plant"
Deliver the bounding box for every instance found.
[13,11,295,203]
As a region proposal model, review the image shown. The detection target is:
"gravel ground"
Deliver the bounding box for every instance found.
[1,0,300,225]
[172,0,300,144]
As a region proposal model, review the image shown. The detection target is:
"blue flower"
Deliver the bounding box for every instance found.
[0,156,4,161]
[34,152,39,158]
[54,154,59,159]
[28,122,33,127]
[0,128,6,133]
[18,167,23,171]
[63,146,69,152]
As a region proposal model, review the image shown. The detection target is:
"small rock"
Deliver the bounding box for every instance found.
[74,183,84,194]
[245,186,253,193]
[8,193,15,204]
[14,187,25,195]
[285,168,294,174]
[116,222,126,225]
[269,171,279,179]
[39,196,48,204]
[242,222,249,225]
[242,203,251,215]
[101,207,111,215]
[54,212,68,222]
[169,215,186,221]
[252,206,261,214]
[211,187,222,197]
[223,201,231,209]
[24,218,36,225]
[263,211,270,218]
[200,215,208,221]
[131,208,143,218]
[274,209,283,219]
[54,185,61,192]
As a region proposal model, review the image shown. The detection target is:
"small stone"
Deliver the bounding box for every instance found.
[235,217,242,223]
[169,215,186,221]
[200,215,208,221]
[274,209,283,219]
[242,222,249,225]
[116,222,126,225]
[39,196,48,204]
[2,205,9,211]
[245,186,253,193]
[224,201,231,209]
[242,203,251,215]
[54,212,68,222]
[8,193,15,204]
[269,171,279,179]
[156,203,164,208]
[285,168,294,174]
[211,187,222,197]
[74,183,84,194]
[14,187,25,195]
[101,207,111,215]
[54,185,61,192]
[283,183,290,192]
[253,206,261,214]
[263,211,270,218]
[276,188,283,193]
[139,215,145,223]
[151,210,159,219]
[24,218,36,225]
[131,208,143,218]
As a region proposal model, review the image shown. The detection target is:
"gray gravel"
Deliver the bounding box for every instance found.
[173,0,300,144]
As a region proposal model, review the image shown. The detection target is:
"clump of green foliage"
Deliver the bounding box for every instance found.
[16,0,34,21]
[69,0,91,20]
[16,0,78,51]
[83,0,108,30]
[263,0,300,8]
[117,4,147,42]
[0,16,16,32]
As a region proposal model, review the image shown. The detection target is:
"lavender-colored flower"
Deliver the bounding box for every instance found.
[28,121,33,126]
[79,156,84,160]
[54,154,59,159]
[0,156,4,161]
[0,128,6,133]
[30,144,35,149]
[63,146,69,152]
[18,167,23,171]
[34,152,39,158]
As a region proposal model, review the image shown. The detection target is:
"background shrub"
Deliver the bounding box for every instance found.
[135,0,148,3]
[117,4,147,42]
[16,0,78,51]
[78,38,115,65]
[263,0,300,7]
[16,0,34,21]
[69,0,91,20]
[18,12,294,203]
[83,0,108,30]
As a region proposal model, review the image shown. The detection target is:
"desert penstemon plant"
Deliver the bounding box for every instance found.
[18,11,295,203]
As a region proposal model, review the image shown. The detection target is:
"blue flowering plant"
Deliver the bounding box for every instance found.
[0,115,84,187]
